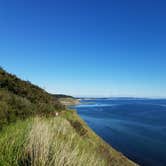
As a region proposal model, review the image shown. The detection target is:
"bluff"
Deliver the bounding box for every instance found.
[0,67,137,166]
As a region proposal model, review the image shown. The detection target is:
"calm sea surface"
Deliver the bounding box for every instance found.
[72,98,166,166]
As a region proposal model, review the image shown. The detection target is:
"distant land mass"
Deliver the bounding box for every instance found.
[52,94,80,106]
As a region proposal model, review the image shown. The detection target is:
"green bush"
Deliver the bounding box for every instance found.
[36,102,55,115]
[0,90,34,128]
[0,101,9,129]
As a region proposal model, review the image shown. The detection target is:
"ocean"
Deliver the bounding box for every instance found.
[72,98,166,166]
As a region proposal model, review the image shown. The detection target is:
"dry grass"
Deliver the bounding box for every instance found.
[22,117,107,166]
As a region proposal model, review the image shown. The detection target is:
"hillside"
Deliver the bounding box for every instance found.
[0,68,137,166]
[0,67,65,128]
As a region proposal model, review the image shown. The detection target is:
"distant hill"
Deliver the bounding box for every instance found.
[52,94,80,106]
[53,94,74,99]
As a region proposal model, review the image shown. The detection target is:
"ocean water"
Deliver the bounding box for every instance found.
[73,98,166,166]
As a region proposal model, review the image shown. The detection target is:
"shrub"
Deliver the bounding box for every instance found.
[0,90,35,129]
[69,120,88,137]
[36,103,55,115]
[0,102,9,129]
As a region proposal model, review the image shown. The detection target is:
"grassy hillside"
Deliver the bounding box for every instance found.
[0,67,63,109]
[0,67,65,129]
[0,68,137,166]
[0,117,107,166]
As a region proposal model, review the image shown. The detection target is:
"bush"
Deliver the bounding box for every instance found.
[0,102,9,129]
[69,120,88,137]
[36,103,55,115]
[0,90,35,129]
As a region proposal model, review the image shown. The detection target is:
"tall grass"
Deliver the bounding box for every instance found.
[24,117,106,166]
[0,115,137,166]
[0,117,106,166]
[0,119,32,166]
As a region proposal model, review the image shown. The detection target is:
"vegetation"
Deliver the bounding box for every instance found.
[0,67,137,166]
[52,94,75,99]
[0,90,34,129]
[58,97,80,106]
[0,67,65,129]
[0,67,64,110]
[0,117,108,166]
[52,94,80,106]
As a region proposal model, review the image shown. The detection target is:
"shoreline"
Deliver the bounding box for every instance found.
[72,110,138,166]
[67,100,138,166]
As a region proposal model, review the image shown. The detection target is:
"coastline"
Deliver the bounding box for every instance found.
[58,97,81,106]
[63,99,138,166]
[69,110,138,166]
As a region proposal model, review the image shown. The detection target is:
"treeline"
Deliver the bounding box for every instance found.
[53,94,74,99]
[0,67,65,129]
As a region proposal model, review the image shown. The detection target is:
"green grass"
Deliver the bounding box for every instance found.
[0,119,32,166]
[0,117,107,166]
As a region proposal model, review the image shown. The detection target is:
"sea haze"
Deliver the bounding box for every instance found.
[72,98,166,166]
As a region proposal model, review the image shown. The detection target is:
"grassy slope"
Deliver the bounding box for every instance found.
[0,117,107,166]
[0,113,137,166]
[0,67,64,128]
[0,68,138,166]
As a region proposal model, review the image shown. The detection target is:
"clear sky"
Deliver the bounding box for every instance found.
[0,0,166,98]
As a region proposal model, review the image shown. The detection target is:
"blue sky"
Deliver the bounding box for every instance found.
[0,0,166,97]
